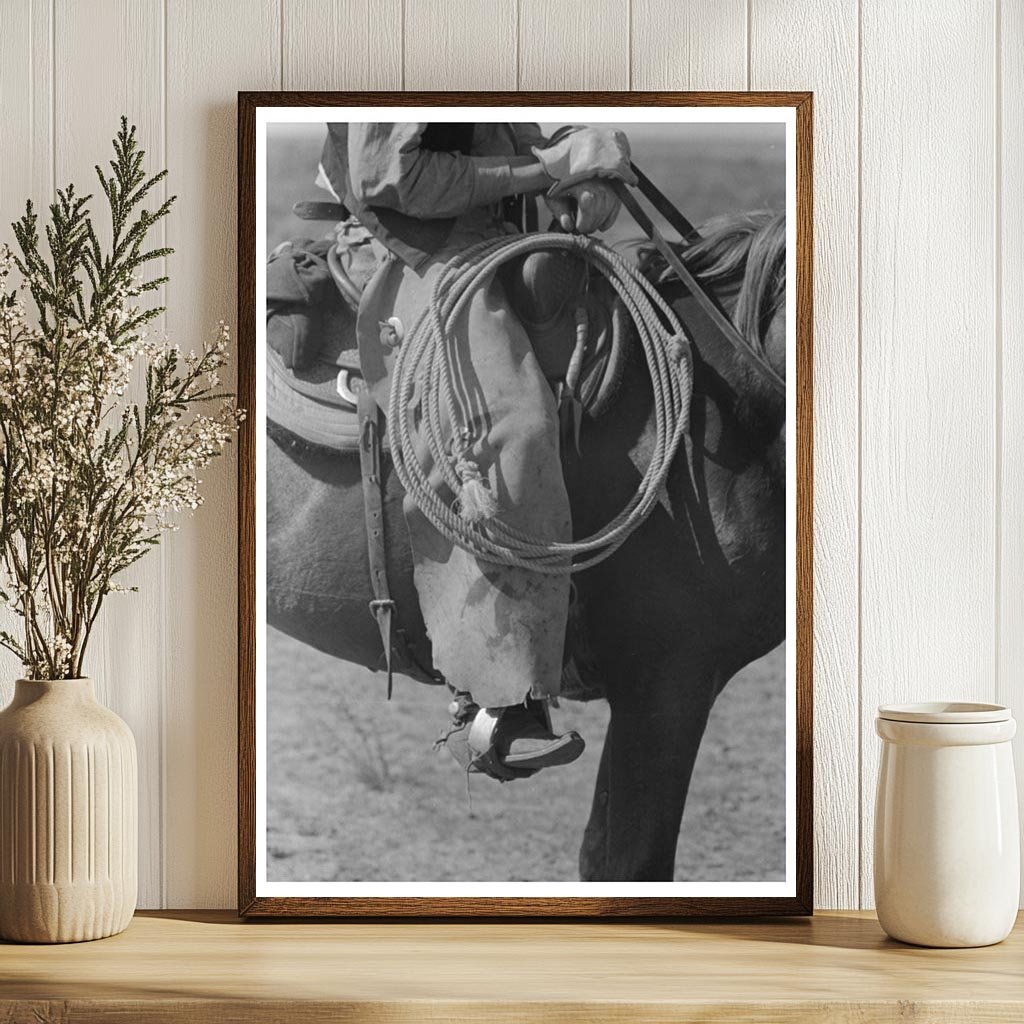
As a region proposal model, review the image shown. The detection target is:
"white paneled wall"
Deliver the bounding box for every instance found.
[0,0,1017,910]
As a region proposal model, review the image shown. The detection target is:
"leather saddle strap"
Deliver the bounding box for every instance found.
[358,386,397,698]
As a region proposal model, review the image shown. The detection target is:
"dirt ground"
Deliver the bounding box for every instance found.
[267,631,786,882]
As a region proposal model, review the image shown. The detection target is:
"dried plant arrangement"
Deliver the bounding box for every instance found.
[0,118,241,680]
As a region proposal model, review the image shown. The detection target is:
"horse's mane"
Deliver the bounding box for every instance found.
[638,210,786,350]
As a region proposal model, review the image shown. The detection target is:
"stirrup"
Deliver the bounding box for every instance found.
[467,708,541,782]
[434,697,539,783]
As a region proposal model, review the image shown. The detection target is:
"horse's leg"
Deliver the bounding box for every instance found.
[579,718,613,881]
[579,654,721,882]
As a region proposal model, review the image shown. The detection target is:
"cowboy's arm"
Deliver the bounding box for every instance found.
[347,123,553,219]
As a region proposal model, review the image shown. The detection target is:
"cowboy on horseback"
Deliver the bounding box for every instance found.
[317,122,636,780]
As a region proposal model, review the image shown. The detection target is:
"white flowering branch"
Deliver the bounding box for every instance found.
[0,118,241,679]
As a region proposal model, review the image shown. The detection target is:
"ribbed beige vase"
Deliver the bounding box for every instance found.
[0,678,137,943]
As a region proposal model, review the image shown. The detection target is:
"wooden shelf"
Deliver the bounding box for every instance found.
[2,910,1023,1022]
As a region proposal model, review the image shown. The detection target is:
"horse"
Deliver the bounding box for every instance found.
[266,209,787,881]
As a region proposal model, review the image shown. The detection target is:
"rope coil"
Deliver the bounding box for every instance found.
[387,231,693,575]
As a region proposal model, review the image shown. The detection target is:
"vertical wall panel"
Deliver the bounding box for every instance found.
[0,0,51,220]
[0,2,52,695]
[631,0,746,90]
[518,0,628,90]
[404,0,516,90]
[0,0,1018,911]
[164,0,280,908]
[750,0,860,910]
[52,0,166,909]
[859,0,998,907]
[283,0,402,90]
[1000,0,1024,901]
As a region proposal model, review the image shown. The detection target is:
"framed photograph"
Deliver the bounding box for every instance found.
[238,91,812,916]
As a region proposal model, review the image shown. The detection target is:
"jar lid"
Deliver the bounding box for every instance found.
[877,701,1011,724]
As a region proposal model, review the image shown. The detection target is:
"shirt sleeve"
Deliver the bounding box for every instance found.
[347,123,518,219]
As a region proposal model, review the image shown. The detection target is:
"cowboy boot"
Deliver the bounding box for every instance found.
[438,694,584,782]
[485,708,589,770]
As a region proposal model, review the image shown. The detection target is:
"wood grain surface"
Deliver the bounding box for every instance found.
[750,0,860,913]
[0,5,50,697]
[1000,0,1024,901]
[518,0,629,91]
[857,1,999,909]
[1,910,1023,1022]
[282,0,403,91]
[52,0,167,913]
[163,0,280,909]
[405,0,517,90]
[630,0,746,91]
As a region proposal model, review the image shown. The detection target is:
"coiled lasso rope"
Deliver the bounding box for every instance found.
[387,231,693,575]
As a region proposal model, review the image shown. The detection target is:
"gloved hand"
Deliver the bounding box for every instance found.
[545,179,621,234]
[533,127,638,196]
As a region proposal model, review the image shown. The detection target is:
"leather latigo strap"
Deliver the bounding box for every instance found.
[357,386,399,698]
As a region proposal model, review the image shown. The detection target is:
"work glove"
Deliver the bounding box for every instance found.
[533,127,638,195]
[545,178,621,234]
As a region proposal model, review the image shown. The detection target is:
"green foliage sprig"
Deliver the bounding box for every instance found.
[0,118,241,679]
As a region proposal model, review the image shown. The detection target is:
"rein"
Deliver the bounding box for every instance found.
[615,170,786,397]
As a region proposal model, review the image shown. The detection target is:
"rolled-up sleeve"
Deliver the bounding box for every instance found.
[347,123,525,219]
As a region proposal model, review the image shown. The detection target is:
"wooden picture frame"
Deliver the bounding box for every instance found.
[238,91,813,917]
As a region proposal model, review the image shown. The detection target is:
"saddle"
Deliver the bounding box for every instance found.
[501,250,632,424]
[266,224,631,455]
[265,223,384,452]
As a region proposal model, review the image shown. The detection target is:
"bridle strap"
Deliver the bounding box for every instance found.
[613,178,786,398]
[631,161,702,243]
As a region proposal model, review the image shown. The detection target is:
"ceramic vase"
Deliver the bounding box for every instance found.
[874,702,1019,948]
[0,678,137,943]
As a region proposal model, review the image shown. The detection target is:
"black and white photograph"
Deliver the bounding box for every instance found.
[241,97,810,914]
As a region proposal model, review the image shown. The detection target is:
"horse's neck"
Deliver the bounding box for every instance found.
[671,282,785,453]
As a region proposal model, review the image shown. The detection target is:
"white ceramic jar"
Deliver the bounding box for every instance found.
[874,702,1019,948]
